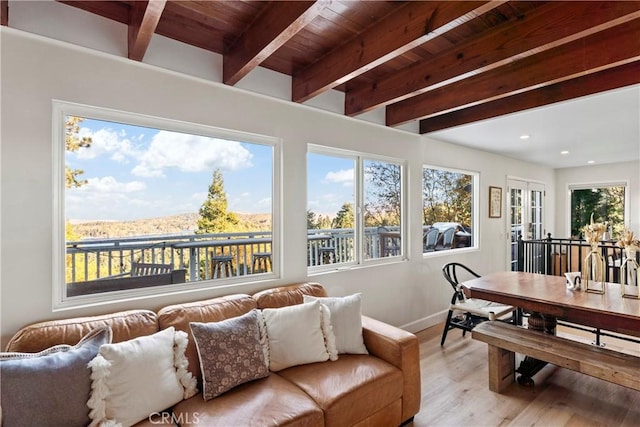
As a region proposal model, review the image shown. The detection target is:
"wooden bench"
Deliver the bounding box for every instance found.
[472,321,640,393]
[67,269,187,297]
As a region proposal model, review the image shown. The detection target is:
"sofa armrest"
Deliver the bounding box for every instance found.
[361,315,420,423]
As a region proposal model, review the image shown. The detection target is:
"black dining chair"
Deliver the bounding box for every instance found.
[440,262,516,346]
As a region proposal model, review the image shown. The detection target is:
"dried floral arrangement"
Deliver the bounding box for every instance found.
[617,228,640,252]
[582,214,608,244]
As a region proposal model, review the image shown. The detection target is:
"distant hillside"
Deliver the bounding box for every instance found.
[70,212,272,240]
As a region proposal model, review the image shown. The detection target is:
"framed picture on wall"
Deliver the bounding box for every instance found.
[489,186,502,218]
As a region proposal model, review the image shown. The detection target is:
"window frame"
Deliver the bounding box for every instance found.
[567,180,629,238]
[421,163,479,256]
[52,100,282,310]
[307,144,407,273]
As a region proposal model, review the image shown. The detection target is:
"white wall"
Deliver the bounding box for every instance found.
[0,23,557,346]
[554,161,640,236]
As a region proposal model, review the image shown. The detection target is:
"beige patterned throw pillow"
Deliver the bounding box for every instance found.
[190,309,269,400]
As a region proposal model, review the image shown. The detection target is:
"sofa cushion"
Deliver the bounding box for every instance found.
[0,326,112,427]
[4,309,158,352]
[158,294,257,381]
[253,282,327,308]
[172,374,324,427]
[262,300,338,371]
[190,310,269,400]
[277,354,404,427]
[87,327,197,427]
[303,293,368,354]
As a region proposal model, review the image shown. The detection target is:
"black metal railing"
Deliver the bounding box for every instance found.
[516,233,638,282]
[516,233,640,346]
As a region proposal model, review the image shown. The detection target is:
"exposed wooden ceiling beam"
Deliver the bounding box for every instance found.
[1,0,8,26]
[128,0,167,61]
[346,1,640,116]
[419,61,640,133]
[292,0,505,103]
[224,1,329,86]
[166,0,215,18]
[57,0,130,24]
[387,19,640,126]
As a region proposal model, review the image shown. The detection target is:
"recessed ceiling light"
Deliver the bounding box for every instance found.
[587,160,595,164]
[560,150,569,155]
[520,134,530,140]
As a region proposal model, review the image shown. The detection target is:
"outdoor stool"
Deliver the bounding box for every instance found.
[252,252,272,273]
[318,247,336,264]
[210,254,234,278]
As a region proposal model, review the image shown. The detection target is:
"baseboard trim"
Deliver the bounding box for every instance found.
[401,310,448,334]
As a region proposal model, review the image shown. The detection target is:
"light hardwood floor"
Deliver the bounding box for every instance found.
[409,324,640,427]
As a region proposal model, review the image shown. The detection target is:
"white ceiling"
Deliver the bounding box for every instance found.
[428,84,640,170]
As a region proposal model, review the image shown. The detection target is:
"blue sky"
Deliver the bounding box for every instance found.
[307,152,354,217]
[66,118,354,221]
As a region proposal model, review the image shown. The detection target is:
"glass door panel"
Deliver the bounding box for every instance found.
[508,179,545,271]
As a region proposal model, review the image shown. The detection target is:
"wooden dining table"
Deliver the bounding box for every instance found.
[463,271,640,338]
[463,271,640,386]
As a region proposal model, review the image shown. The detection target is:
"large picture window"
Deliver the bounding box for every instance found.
[54,102,279,307]
[307,147,405,269]
[422,165,477,253]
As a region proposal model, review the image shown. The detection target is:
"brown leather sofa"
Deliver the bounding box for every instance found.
[5,282,421,426]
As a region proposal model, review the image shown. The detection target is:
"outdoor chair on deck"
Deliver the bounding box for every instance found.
[252,252,272,273]
[378,226,401,257]
[423,227,438,252]
[435,227,456,250]
[209,252,235,278]
[440,262,516,346]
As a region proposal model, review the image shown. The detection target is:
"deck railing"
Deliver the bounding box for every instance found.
[66,227,401,285]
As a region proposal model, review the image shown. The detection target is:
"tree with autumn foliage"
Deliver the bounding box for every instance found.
[65,116,96,282]
[197,169,239,233]
[332,203,354,229]
[65,116,92,188]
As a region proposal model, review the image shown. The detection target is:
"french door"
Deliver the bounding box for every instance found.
[508,179,545,271]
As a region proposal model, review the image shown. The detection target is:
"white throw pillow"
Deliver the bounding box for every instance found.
[261,300,338,371]
[304,293,368,354]
[87,327,197,427]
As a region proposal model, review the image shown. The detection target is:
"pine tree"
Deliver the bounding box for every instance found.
[307,210,319,229]
[332,203,354,229]
[197,169,239,233]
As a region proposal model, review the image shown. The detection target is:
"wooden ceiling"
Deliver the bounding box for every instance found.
[3,1,639,132]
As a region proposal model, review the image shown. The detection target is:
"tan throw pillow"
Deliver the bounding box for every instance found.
[304,293,368,354]
[261,300,338,371]
[87,327,197,427]
[190,310,269,400]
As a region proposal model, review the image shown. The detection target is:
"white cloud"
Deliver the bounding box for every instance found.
[324,169,354,187]
[307,193,347,216]
[132,131,253,178]
[78,176,146,193]
[76,127,141,162]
